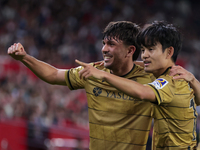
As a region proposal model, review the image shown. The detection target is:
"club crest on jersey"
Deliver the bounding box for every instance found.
[149,78,168,90]
[93,87,102,97]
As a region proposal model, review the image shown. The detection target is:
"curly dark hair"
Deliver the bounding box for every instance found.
[103,21,141,61]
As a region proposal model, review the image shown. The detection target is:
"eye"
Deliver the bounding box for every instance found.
[110,43,115,45]
[109,42,115,46]
[149,47,155,51]
[107,43,115,47]
[148,48,154,51]
[141,49,145,53]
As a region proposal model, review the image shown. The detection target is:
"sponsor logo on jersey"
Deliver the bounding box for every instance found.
[92,87,137,101]
[105,90,135,101]
[149,78,168,90]
[93,87,102,96]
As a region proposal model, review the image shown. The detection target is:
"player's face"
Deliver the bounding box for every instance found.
[141,42,169,77]
[102,38,128,70]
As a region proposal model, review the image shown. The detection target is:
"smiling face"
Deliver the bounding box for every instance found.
[141,42,174,77]
[102,37,129,71]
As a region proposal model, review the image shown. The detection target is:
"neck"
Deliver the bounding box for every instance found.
[111,62,134,76]
[153,62,175,78]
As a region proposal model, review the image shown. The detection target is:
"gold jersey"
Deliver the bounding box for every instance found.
[147,68,197,150]
[65,64,154,150]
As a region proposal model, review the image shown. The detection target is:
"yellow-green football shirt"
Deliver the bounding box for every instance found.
[147,68,197,150]
[65,63,154,150]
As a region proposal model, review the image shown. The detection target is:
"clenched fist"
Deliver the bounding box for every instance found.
[7,43,27,60]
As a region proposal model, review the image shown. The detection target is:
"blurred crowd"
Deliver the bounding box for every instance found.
[1,0,200,149]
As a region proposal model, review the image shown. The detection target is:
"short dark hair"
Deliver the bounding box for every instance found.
[103,21,140,61]
[137,21,182,63]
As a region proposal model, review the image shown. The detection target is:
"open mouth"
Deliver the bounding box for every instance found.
[104,56,112,62]
[143,60,151,67]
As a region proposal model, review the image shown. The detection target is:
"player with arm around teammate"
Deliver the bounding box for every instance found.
[76,21,198,150]
[134,61,200,107]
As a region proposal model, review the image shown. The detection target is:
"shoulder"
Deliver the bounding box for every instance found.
[150,74,188,90]
[163,73,188,86]
[134,64,146,74]
[124,64,155,84]
[134,64,154,78]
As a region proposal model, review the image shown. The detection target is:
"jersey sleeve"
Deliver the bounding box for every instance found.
[65,66,86,90]
[147,76,176,105]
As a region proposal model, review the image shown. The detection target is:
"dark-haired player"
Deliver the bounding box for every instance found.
[8,21,154,150]
[77,21,198,149]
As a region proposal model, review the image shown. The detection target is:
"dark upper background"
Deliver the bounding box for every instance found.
[1,0,200,76]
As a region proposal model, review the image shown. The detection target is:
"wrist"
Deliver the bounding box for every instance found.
[189,74,196,84]
[102,72,109,81]
[20,54,29,62]
[189,75,199,90]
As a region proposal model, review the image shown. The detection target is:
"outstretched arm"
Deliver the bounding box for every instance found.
[76,59,156,102]
[8,43,67,85]
[169,65,200,105]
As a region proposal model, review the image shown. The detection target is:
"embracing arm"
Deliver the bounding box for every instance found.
[170,65,200,105]
[101,71,156,102]
[8,43,67,85]
[76,60,156,102]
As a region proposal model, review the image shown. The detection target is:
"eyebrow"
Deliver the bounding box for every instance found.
[140,45,155,50]
[102,38,119,44]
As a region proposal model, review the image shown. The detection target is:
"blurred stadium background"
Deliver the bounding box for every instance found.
[0,0,200,149]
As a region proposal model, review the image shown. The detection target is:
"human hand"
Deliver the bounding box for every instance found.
[169,65,195,82]
[94,60,104,66]
[7,43,27,60]
[75,59,105,80]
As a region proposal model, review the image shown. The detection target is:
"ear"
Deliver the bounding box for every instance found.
[126,45,136,57]
[166,46,174,59]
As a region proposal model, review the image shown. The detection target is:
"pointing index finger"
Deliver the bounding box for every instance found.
[75,59,87,67]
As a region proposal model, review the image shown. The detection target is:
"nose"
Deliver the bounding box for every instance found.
[141,49,149,60]
[102,44,109,53]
